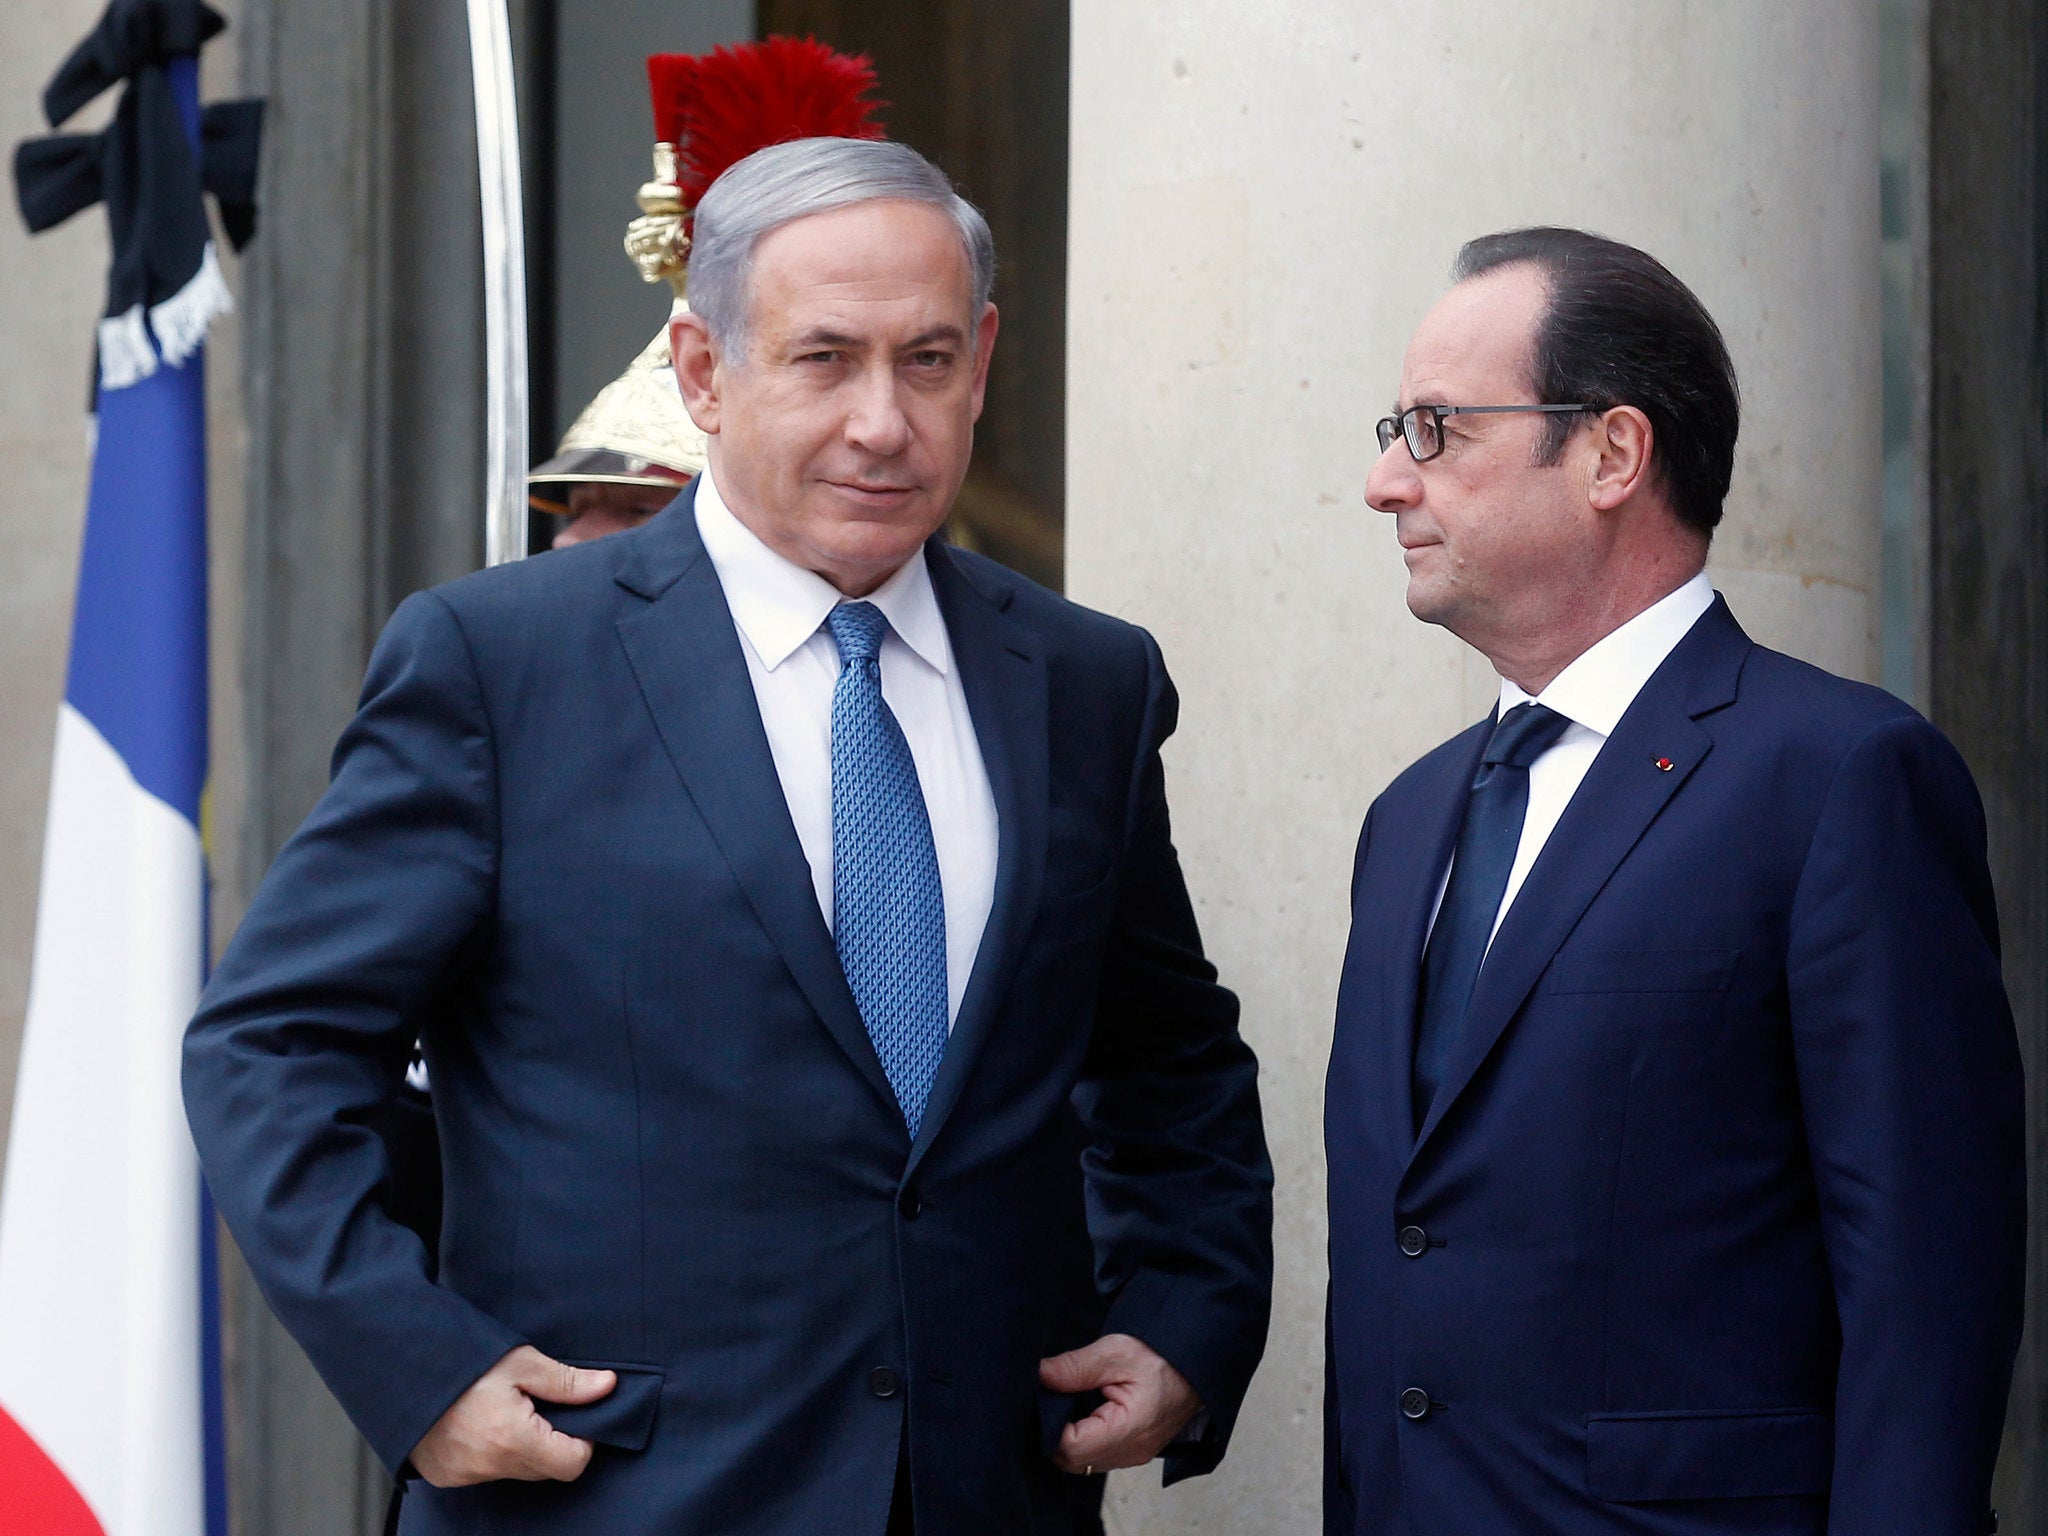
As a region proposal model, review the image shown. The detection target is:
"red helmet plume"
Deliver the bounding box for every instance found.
[647,37,887,214]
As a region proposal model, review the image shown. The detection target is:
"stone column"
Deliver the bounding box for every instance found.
[227,0,526,1524]
[1065,4,1881,1529]
[1928,5,2048,1526]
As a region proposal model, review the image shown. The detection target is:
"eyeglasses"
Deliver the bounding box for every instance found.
[1374,403,1592,464]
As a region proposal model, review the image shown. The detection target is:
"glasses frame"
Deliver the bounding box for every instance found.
[1375,403,1594,464]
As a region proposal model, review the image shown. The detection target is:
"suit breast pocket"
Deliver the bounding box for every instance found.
[1039,864,1117,914]
[1029,869,1119,959]
[1544,948,1741,996]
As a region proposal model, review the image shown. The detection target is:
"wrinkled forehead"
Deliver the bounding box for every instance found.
[1399,265,1546,404]
[748,200,976,322]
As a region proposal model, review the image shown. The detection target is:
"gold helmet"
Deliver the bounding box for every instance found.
[525,329,706,515]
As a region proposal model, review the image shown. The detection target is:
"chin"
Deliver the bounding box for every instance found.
[823,505,940,549]
[1404,579,1448,624]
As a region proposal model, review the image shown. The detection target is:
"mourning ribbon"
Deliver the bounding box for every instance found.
[11,0,262,371]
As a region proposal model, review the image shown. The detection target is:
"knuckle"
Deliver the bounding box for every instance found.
[544,1436,593,1482]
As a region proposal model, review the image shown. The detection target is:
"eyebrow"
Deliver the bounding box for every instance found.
[789,324,967,352]
[791,327,863,351]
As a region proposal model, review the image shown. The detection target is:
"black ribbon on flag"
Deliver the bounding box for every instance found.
[11,0,263,390]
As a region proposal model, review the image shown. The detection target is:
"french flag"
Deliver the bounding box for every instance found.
[1,10,255,1531]
[0,295,216,1533]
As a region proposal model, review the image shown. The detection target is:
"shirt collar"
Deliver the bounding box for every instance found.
[693,466,952,676]
[1499,571,1716,737]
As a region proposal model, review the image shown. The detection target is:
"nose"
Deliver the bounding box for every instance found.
[844,365,912,459]
[1364,439,1420,515]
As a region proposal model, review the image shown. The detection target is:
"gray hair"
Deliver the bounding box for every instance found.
[685,137,996,359]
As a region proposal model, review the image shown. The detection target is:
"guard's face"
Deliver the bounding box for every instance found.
[551,481,678,549]
[677,199,998,596]
[1365,264,1597,655]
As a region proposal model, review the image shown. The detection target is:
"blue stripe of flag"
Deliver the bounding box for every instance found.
[62,54,208,829]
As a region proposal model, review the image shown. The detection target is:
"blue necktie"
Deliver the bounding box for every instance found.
[826,601,949,1138]
[1412,701,1572,1131]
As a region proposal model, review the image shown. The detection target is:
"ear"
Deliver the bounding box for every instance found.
[1586,404,1653,512]
[968,303,1000,423]
[670,312,722,434]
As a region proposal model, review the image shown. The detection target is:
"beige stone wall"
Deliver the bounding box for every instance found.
[1065,4,1880,1529]
[0,0,244,1179]
[0,0,106,1174]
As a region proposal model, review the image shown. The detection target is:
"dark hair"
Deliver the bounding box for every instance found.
[1452,227,1740,536]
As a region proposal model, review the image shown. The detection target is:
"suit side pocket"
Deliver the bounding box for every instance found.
[1587,1406,1831,1501]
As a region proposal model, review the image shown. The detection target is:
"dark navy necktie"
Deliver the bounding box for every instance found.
[1412,701,1572,1131]
[825,601,949,1139]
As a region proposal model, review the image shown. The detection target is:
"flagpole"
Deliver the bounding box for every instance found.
[467,0,529,566]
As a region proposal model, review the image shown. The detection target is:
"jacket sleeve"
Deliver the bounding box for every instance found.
[182,591,525,1475]
[1785,713,2024,1535]
[1076,628,1275,1483]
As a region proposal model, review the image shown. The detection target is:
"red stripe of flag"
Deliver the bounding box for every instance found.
[0,1403,104,1536]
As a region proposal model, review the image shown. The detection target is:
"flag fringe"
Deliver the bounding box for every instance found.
[97,305,158,391]
[149,243,233,370]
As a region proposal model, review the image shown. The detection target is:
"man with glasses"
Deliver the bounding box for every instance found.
[1323,227,2023,1536]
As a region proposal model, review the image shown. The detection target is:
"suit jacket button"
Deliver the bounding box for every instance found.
[870,1366,902,1399]
[1399,1387,1432,1421]
[898,1189,922,1219]
[1398,1225,1429,1257]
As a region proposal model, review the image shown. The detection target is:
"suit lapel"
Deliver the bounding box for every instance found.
[611,490,897,1117]
[1411,599,1750,1156]
[908,542,1048,1171]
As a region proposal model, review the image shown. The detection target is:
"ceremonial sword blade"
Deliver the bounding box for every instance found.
[467,0,529,566]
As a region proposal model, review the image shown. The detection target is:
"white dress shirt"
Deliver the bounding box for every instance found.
[694,469,998,1027]
[1433,572,1717,948]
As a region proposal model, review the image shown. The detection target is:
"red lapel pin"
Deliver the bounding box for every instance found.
[1653,756,1674,772]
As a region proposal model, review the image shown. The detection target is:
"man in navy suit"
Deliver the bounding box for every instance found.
[1324,227,2024,1536]
[183,137,1272,1535]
